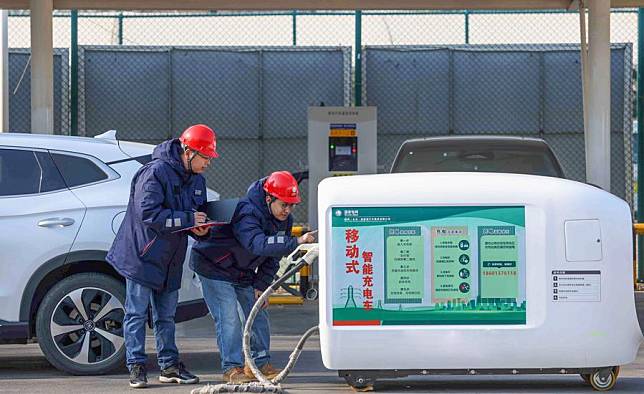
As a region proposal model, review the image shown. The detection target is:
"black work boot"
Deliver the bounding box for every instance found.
[159,361,200,384]
[129,364,148,388]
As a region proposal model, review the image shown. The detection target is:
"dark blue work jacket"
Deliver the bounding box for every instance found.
[191,178,298,291]
[107,139,206,292]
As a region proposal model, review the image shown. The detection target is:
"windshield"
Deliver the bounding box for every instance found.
[392,141,563,178]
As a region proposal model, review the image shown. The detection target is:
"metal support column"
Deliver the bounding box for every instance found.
[465,10,470,44]
[0,10,8,132]
[118,12,123,45]
[638,8,644,283]
[355,10,362,106]
[584,0,611,190]
[29,0,54,134]
[71,10,78,136]
[292,10,297,46]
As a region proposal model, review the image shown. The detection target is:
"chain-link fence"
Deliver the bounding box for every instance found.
[77,45,350,211]
[5,9,640,223]
[8,48,70,133]
[363,43,633,205]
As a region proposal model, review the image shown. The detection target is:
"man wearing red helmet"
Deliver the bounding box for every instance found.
[190,171,315,384]
[107,124,218,388]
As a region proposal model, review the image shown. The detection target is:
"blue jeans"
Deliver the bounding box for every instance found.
[123,279,179,371]
[199,276,271,372]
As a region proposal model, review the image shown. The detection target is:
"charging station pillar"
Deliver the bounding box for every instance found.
[307,106,377,231]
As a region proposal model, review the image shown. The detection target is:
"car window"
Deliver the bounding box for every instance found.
[0,148,41,196]
[34,151,67,192]
[51,152,109,187]
[392,143,562,178]
[0,148,66,196]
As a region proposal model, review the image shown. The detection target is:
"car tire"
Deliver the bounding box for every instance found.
[35,273,126,375]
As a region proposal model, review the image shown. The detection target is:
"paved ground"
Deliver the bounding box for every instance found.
[1,293,643,393]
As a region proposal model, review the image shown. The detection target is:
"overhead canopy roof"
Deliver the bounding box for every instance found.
[0,0,641,11]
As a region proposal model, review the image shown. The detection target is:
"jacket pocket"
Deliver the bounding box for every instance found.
[139,235,158,257]
[139,232,171,264]
[214,252,234,269]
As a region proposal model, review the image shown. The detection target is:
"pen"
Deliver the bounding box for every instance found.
[191,208,212,222]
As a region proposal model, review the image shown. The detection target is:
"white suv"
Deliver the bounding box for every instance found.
[0,131,215,375]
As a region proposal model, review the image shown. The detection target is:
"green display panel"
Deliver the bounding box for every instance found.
[431,226,471,304]
[331,206,526,326]
[384,226,424,303]
[479,226,519,302]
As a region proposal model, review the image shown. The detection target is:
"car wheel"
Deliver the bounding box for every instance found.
[35,273,125,375]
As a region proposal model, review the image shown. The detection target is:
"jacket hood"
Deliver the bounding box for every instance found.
[152,139,188,178]
[246,178,271,217]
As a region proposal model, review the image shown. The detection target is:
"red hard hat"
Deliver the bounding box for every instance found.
[179,124,218,158]
[263,171,301,204]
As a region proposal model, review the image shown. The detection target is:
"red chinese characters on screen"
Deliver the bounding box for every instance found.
[344,228,375,311]
[362,250,374,310]
[344,229,360,274]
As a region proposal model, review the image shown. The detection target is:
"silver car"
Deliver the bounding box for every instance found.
[0,131,215,375]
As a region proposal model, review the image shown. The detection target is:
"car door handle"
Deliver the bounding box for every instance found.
[38,217,76,228]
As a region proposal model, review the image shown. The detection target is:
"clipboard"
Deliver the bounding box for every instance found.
[171,198,240,233]
[206,198,239,224]
[171,221,226,233]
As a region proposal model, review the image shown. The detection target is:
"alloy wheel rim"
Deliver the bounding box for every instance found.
[50,287,124,365]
